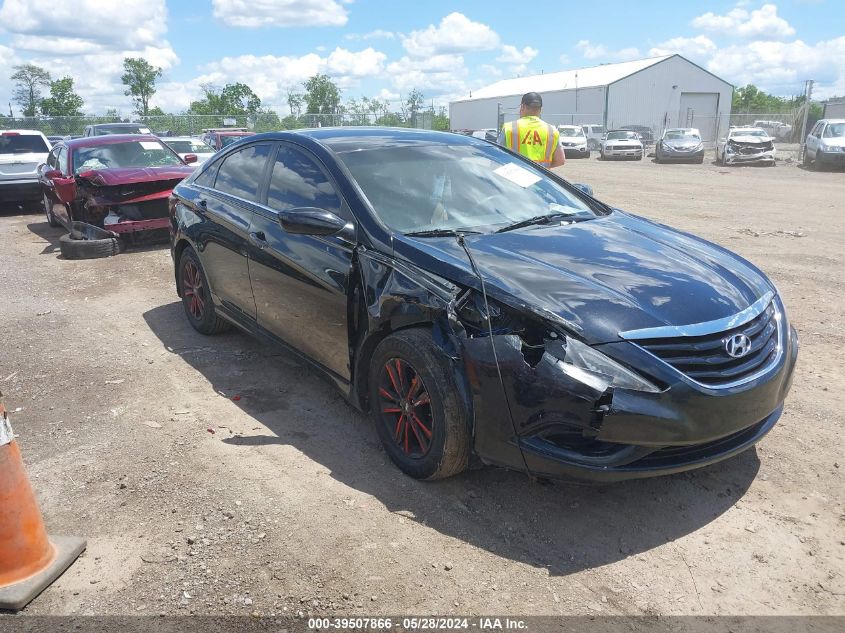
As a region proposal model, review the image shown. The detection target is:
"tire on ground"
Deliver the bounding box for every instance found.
[369,328,470,480]
[178,246,231,335]
[59,222,123,260]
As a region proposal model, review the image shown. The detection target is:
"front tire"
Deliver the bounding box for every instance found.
[43,194,60,227]
[178,247,231,335]
[369,329,470,480]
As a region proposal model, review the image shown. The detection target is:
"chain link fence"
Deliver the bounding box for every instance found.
[0,112,434,137]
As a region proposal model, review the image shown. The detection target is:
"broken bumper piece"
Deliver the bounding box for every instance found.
[462,318,798,482]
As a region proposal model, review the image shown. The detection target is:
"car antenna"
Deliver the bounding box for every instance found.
[455,234,532,477]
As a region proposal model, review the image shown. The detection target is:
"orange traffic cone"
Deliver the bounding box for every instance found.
[0,390,86,610]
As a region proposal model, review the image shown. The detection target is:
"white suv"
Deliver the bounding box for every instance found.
[803,119,845,170]
[0,130,51,207]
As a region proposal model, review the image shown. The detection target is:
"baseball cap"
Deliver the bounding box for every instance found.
[521,92,543,107]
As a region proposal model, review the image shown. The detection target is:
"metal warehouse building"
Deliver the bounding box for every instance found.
[450,54,733,143]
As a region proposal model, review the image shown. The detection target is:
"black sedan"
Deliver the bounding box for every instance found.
[168,128,797,482]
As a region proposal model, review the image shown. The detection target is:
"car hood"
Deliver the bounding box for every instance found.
[605,139,641,145]
[76,165,195,186]
[728,135,772,144]
[560,137,587,144]
[663,138,702,149]
[393,211,774,344]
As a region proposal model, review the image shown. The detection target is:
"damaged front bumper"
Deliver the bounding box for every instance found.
[460,312,798,482]
[724,146,775,164]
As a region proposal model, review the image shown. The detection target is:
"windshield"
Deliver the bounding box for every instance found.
[823,123,845,138]
[220,134,248,147]
[337,143,598,234]
[730,129,768,138]
[93,125,151,135]
[72,140,183,173]
[0,133,49,154]
[664,131,701,141]
[607,131,638,140]
[167,139,214,153]
[558,127,584,137]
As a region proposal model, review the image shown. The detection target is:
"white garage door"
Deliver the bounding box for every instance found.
[679,92,719,142]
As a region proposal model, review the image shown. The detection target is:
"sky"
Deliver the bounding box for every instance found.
[0,0,843,116]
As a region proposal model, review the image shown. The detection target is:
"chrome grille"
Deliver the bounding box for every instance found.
[633,302,780,388]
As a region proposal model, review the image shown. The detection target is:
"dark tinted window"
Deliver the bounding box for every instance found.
[213,143,272,201]
[194,163,217,188]
[267,146,341,213]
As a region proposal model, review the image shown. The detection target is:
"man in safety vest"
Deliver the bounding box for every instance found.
[499,92,565,168]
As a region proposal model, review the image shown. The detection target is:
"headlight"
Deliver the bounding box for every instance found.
[694,143,703,151]
[556,338,661,393]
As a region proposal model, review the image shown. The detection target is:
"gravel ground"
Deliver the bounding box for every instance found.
[0,152,842,618]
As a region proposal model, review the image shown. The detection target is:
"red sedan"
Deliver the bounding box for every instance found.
[38,134,197,235]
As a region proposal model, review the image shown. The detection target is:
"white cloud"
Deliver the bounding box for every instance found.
[575,40,641,61]
[0,0,179,114]
[345,30,396,41]
[692,3,795,40]
[559,54,571,66]
[211,0,348,28]
[706,36,845,96]
[649,35,718,59]
[386,54,470,96]
[497,45,538,65]
[402,13,500,57]
[479,64,503,78]
[188,47,387,111]
[0,0,169,50]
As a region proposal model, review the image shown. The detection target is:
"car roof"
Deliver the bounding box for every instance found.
[1,129,48,136]
[164,136,209,142]
[62,134,165,149]
[820,119,845,124]
[88,122,147,128]
[664,128,700,133]
[210,130,253,136]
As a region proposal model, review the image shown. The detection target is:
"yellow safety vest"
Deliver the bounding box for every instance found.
[501,116,560,166]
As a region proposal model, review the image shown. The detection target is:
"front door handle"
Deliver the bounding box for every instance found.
[248,231,268,249]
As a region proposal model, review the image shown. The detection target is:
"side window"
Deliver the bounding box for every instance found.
[47,149,58,169]
[267,145,344,217]
[57,147,69,175]
[213,143,272,201]
[194,161,217,188]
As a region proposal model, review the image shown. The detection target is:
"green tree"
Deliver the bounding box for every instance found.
[188,83,261,116]
[287,91,304,118]
[402,89,425,125]
[104,108,122,122]
[145,106,166,116]
[303,74,341,115]
[10,64,51,116]
[40,77,84,116]
[121,57,162,116]
[432,106,449,131]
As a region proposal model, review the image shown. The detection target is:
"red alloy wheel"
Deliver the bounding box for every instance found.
[378,358,434,458]
[182,260,206,319]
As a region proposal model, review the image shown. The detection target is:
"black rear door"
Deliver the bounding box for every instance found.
[193,142,273,319]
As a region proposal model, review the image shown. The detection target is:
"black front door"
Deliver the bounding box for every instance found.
[248,143,356,380]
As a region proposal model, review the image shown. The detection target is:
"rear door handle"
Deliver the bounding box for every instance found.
[249,231,268,249]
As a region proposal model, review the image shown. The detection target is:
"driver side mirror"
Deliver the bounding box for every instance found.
[183,153,198,164]
[278,207,347,236]
[44,169,62,180]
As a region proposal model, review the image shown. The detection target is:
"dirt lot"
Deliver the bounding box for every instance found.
[0,154,843,618]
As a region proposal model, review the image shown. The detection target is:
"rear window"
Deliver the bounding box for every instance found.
[0,133,49,154]
[167,140,214,153]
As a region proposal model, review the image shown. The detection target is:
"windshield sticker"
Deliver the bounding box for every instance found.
[139,141,162,150]
[493,162,542,188]
[139,127,151,134]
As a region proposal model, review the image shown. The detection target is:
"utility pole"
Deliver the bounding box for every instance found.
[799,79,814,158]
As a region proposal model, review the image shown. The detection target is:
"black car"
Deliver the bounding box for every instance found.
[168,128,797,482]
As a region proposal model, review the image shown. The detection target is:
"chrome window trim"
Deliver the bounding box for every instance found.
[619,291,774,340]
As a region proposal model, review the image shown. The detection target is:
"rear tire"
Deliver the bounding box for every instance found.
[178,247,231,335]
[369,328,470,480]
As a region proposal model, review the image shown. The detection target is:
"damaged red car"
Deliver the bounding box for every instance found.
[38,134,197,237]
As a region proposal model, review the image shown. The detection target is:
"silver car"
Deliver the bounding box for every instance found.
[599,130,644,160]
[162,137,216,166]
[655,128,705,163]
